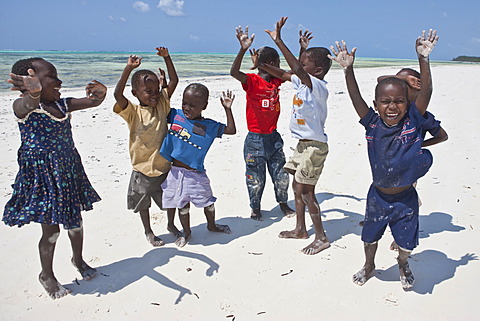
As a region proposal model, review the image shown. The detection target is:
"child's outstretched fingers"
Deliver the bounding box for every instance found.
[236,25,255,49]
[8,69,42,94]
[328,40,356,70]
[127,55,142,68]
[299,29,313,49]
[416,29,439,58]
[158,68,167,88]
[220,90,235,109]
[156,47,169,57]
[85,80,107,100]
[249,48,259,70]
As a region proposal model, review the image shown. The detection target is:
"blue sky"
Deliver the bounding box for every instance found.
[1,0,479,60]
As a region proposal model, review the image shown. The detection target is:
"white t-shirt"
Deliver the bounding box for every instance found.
[290,74,328,142]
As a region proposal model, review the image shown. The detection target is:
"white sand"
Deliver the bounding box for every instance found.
[1,64,479,320]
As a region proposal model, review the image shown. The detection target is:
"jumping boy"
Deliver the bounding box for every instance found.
[260,17,332,255]
[114,47,179,246]
[230,25,294,221]
[329,29,439,289]
[160,84,235,247]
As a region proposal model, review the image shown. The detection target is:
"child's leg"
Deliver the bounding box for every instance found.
[244,133,267,220]
[139,209,164,247]
[279,179,309,239]
[175,203,192,247]
[301,185,329,255]
[397,247,415,290]
[353,242,378,286]
[68,225,97,280]
[204,204,231,234]
[38,224,71,299]
[166,208,182,237]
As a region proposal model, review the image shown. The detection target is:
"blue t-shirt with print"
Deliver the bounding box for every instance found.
[360,102,440,188]
[160,109,225,172]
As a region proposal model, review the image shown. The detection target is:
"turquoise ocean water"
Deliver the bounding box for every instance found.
[0,50,458,91]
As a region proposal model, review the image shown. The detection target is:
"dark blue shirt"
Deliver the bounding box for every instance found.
[360,103,440,188]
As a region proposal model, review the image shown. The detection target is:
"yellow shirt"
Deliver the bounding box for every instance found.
[113,89,171,177]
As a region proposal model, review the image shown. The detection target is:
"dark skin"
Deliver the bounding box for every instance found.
[230,25,295,220]
[262,17,329,255]
[8,59,106,299]
[330,30,439,289]
[169,89,236,248]
[113,49,180,246]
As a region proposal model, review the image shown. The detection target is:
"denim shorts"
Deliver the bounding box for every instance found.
[161,166,216,210]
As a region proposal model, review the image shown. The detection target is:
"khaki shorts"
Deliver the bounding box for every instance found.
[284,140,328,185]
[127,171,168,212]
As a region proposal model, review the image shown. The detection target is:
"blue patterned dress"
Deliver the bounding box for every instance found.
[2,99,101,229]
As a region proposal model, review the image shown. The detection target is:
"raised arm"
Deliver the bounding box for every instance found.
[68,80,107,111]
[114,55,142,110]
[230,26,255,84]
[415,29,439,115]
[329,40,369,119]
[8,69,42,118]
[156,47,178,98]
[266,16,312,88]
[220,90,236,135]
[257,63,292,82]
[299,29,313,58]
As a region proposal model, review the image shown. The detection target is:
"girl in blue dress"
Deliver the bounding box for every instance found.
[3,58,107,299]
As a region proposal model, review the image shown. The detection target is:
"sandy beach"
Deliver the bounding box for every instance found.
[1,64,479,320]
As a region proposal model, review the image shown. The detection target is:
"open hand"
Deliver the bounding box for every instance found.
[127,55,142,69]
[85,80,107,100]
[8,69,42,94]
[265,16,288,42]
[328,40,357,70]
[406,75,421,90]
[416,29,439,58]
[249,48,259,70]
[220,89,235,109]
[236,26,255,50]
[156,47,170,57]
[299,29,313,50]
[158,68,167,88]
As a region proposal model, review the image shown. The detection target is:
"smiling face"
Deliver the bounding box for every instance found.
[182,88,208,120]
[32,60,62,102]
[374,82,409,127]
[300,52,321,77]
[132,75,161,107]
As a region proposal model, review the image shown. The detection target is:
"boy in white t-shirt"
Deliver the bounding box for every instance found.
[261,17,332,255]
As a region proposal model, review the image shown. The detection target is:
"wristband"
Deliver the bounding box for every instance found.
[28,92,41,99]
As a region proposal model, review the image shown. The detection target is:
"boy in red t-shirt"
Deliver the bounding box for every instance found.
[230,25,294,220]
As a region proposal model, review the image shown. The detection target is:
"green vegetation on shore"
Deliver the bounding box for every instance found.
[452,56,480,62]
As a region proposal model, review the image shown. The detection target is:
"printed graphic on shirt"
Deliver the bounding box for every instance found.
[169,123,201,149]
[292,94,305,125]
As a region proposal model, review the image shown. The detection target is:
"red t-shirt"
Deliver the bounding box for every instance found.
[242,73,282,134]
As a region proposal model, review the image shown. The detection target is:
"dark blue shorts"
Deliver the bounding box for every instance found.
[361,185,419,251]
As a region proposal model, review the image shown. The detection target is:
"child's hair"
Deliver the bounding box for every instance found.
[12,57,45,75]
[305,47,332,74]
[375,77,408,99]
[184,83,209,100]
[257,46,280,65]
[396,68,420,78]
[131,69,158,90]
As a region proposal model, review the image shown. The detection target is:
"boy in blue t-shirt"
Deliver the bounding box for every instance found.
[330,29,439,290]
[160,83,236,247]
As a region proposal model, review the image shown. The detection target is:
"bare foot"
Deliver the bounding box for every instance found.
[352,264,375,286]
[278,229,309,239]
[208,224,231,234]
[39,273,71,300]
[167,224,182,238]
[390,240,399,251]
[301,238,330,255]
[146,232,164,247]
[71,258,97,280]
[279,203,295,218]
[399,261,415,290]
[250,208,262,221]
[175,233,192,248]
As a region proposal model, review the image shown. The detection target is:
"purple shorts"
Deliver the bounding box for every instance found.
[161,166,216,210]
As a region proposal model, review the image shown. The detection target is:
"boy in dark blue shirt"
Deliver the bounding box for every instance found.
[329,29,439,290]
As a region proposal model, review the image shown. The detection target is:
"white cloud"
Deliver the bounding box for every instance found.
[158,0,185,16]
[108,16,127,22]
[119,17,127,22]
[443,12,448,17]
[471,37,480,45]
[133,1,150,13]
[189,35,199,41]
[108,16,115,21]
